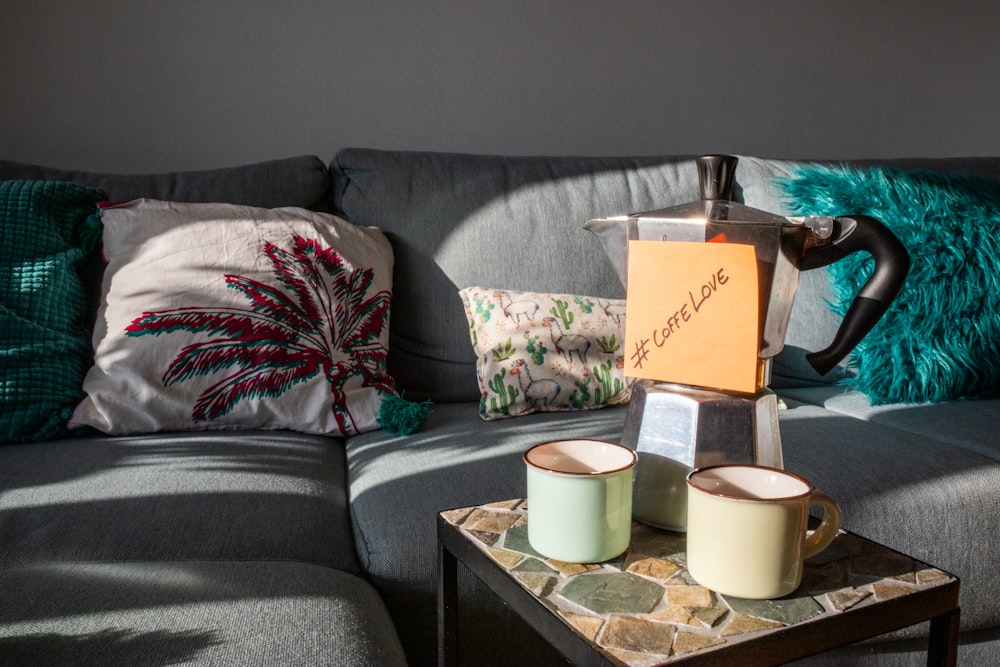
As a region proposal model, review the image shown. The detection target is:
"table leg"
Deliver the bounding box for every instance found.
[438,541,458,667]
[927,607,960,667]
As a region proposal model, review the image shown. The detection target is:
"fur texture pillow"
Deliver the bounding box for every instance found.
[779,165,1000,404]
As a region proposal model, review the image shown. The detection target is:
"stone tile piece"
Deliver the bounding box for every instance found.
[626,556,682,581]
[512,557,556,575]
[512,558,558,596]
[805,537,848,565]
[483,499,523,510]
[547,560,602,577]
[485,546,523,570]
[721,612,784,636]
[726,593,824,626]
[467,529,500,547]
[826,587,872,611]
[666,569,699,586]
[440,507,474,525]
[629,525,687,561]
[558,611,604,642]
[502,524,545,558]
[600,615,675,655]
[916,568,953,586]
[650,605,695,626]
[852,552,915,580]
[517,572,556,597]
[664,585,714,608]
[872,583,912,601]
[801,560,851,592]
[672,630,726,656]
[462,508,520,534]
[692,605,728,628]
[561,572,664,614]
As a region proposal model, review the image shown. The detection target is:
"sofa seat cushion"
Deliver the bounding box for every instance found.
[0,431,358,571]
[780,386,1000,463]
[779,399,1000,634]
[346,402,628,665]
[0,560,405,666]
[347,399,999,664]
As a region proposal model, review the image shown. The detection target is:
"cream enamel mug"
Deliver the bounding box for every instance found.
[685,464,842,599]
[525,439,636,563]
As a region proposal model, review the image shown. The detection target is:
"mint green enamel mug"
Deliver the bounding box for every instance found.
[525,439,637,563]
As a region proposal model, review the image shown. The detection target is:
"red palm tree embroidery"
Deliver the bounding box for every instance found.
[126,235,394,435]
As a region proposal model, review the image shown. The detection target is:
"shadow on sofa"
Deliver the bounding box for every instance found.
[0,628,219,667]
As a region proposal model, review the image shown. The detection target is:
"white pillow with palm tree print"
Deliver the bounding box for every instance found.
[460,287,634,420]
[69,199,395,436]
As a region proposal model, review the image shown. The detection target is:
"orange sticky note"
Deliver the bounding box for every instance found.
[624,241,759,393]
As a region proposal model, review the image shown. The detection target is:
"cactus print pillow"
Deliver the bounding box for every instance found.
[460,287,634,420]
[69,199,396,437]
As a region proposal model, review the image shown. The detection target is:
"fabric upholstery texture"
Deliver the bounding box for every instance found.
[0,180,105,443]
[0,561,406,667]
[346,398,1000,665]
[0,155,331,211]
[346,402,628,665]
[779,385,1000,463]
[0,430,358,572]
[778,399,1000,634]
[5,151,1000,666]
[0,156,333,337]
[460,287,632,418]
[332,149,701,402]
[778,165,1000,404]
[72,200,395,437]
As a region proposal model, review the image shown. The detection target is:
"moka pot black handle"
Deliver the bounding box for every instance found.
[798,215,910,376]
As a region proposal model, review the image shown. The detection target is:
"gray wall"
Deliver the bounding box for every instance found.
[2,0,998,173]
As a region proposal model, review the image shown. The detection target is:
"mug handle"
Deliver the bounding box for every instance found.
[802,491,843,560]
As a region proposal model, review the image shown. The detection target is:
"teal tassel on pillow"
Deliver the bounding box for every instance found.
[378,392,432,435]
[777,164,1000,405]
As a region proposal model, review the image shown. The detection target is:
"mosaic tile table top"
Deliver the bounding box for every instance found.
[440,499,959,666]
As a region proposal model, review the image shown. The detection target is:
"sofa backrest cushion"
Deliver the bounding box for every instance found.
[332,149,706,403]
[1,155,333,334]
[0,155,331,211]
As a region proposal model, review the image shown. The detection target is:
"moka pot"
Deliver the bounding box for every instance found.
[585,155,910,530]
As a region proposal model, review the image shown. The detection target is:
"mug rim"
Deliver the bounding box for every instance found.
[686,464,814,502]
[524,439,637,476]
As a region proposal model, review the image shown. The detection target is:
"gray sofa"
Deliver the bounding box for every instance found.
[1,150,997,666]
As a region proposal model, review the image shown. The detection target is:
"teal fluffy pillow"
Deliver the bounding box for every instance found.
[778,165,1000,405]
[1,180,105,442]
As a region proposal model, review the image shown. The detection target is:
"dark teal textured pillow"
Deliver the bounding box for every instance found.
[778,165,1000,405]
[1,180,105,442]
